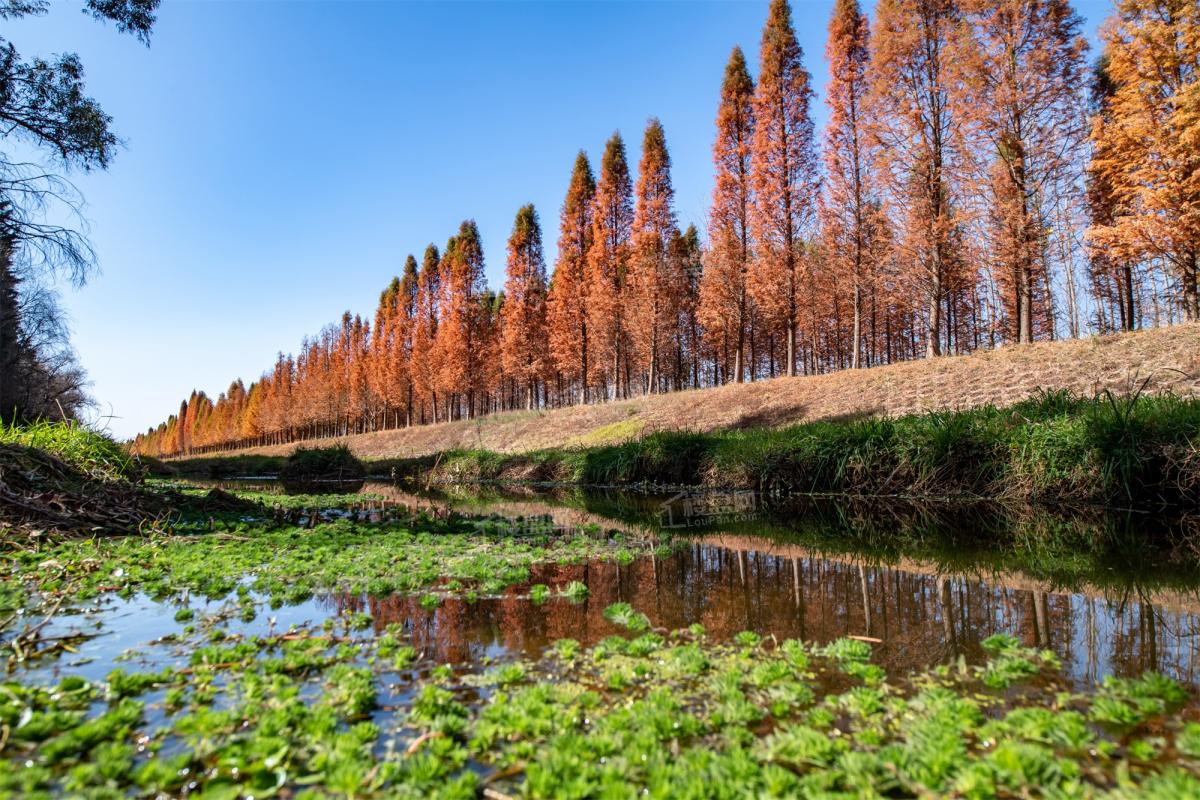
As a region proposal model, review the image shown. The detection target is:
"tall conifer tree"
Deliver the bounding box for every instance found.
[958,0,1088,343]
[412,244,441,423]
[820,0,878,368]
[501,204,549,409]
[870,0,967,357]
[1087,0,1200,320]
[585,133,634,398]
[547,152,596,402]
[749,0,819,377]
[700,47,756,384]
[628,118,679,394]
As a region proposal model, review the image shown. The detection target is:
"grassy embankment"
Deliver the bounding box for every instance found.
[421,389,1200,508]
[0,419,137,481]
[169,325,1200,508]
[168,322,1200,466]
[420,388,1200,506]
[179,389,1200,509]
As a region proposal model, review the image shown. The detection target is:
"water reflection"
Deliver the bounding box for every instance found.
[188,477,1200,687]
[324,537,1200,688]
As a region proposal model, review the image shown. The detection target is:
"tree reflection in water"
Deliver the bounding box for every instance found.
[322,483,1200,688]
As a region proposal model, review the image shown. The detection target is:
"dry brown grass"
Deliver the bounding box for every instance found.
[192,323,1200,462]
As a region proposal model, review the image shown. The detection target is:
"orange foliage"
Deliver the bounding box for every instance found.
[627,119,679,394]
[546,152,595,403]
[584,133,634,400]
[500,204,549,409]
[749,0,819,377]
[130,0,1192,459]
[699,47,756,384]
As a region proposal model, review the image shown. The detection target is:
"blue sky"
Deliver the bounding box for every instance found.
[8,0,1109,440]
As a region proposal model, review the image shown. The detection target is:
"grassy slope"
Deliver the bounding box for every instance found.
[179,323,1200,464]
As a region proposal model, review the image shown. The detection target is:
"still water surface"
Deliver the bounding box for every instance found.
[25,480,1200,690]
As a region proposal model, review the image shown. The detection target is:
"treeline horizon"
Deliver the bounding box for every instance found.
[133,0,1199,458]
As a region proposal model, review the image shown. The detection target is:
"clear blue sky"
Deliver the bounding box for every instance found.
[8,0,1109,440]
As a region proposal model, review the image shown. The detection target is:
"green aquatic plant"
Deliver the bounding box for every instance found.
[602,601,651,632]
[4,478,1200,798]
[3,617,1199,797]
[0,505,655,624]
[1089,672,1189,733]
[560,580,589,601]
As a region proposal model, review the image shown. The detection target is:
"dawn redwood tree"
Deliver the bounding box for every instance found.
[749,0,819,377]
[585,133,634,399]
[699,46,756,384]
[433,235,463,418]
[411,244,441,423]
[628,119,679,394]
[672,224,705,389]
[396,255,419,425]
[175,399,187,455]
[500,204,549,409]
[436,221,488,418]
[546,152,596,403]
[1087,0,1200,321]
[819,0,877,369]
[1086,57,1137,332]
[870,0,968,357]
[369,276,399,428]
[957,0,1088,344]
[476,288,503,413]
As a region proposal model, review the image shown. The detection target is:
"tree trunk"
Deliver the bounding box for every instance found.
[0,235,20,423]
[851,281,862,369]
[785,323,796,377]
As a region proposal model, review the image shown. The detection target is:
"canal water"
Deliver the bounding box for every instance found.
[151,479,1200,689]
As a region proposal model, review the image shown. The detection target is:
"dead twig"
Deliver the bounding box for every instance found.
[405,730,444,755]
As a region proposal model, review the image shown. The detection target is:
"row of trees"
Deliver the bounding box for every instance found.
[132,0,1199,458]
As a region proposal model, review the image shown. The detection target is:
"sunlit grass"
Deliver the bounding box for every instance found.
[0,419,134,481]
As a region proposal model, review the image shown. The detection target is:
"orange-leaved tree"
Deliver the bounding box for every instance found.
[585,133,634,399]
[1087,0,1200,321]
[819,0,879,368]
[749,0,819,377]
[546,151,596,403]
[957,0,1088,343]
[870,0,970,357]
[500,203,549,410]
[700,46,756,384]
[628,118,679,395]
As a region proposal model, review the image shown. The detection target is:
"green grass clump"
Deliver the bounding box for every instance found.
[279,445,366,484]
[560,581,589,602]
[0,420,134,481]
[602,602,651,632]
[169,452,287,478]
